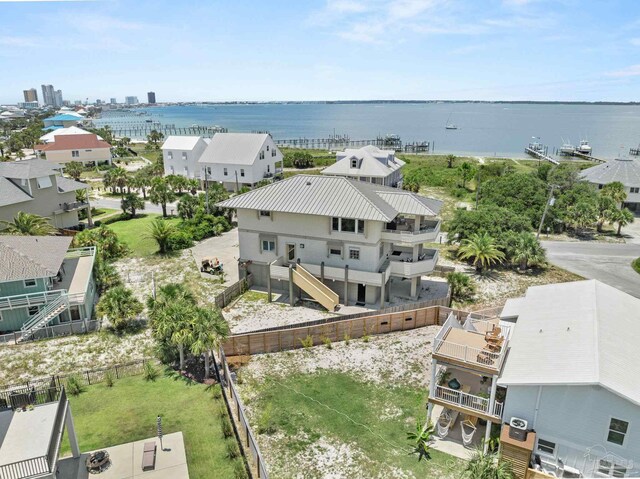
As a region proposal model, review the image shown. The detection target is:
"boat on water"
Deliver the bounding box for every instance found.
[445,114,458,130]
[559,138,576,155]
[576,140,592,155]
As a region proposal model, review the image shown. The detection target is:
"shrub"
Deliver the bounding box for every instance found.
[221,415,234,438]
[322,336,332,349]
[446,272,476,303]
[167,230,194,251]
[234,460,249,479]
[226,439,241,459]
[633,257,640,275]
[362,326,370,343]
[66,374,84,396]
[104,370,115,387]
[343,332,351,345]
[257,403,277,435]
[299,335,314,349]
[143,361,160,381]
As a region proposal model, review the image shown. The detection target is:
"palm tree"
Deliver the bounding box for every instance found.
[446,154,456,169]
[149,177,176,217]
[509,232,546,270]
[121,192,145,218]
[458,161,475,189]
[65,161,84,181]
[601,181,628,208]
[596,195,617,232]
[407,419,434,462]
[189,308,229,378]
[147,130,164,149]
[147,218,175,254]
[0,212,57,235]
[96,285,143,331]
[147,282,196,312]
[446,272,476,302]
[151,301,194,370]
[610,208,635,236]
[457,232,505,273]
[111,167,129,196]
[565,201,598,234]
[464,446,514,479]
[177,194,199,219]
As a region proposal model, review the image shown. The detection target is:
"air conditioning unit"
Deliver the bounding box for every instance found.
[509,417,529,441]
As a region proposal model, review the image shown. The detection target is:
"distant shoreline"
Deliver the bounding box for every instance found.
[141,100,640,107]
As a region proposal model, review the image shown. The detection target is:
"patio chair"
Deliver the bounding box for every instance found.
[461,420,477,447]
[142,441,157,471]
[437,412,453,438]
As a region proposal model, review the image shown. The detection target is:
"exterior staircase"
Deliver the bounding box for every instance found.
[18,295,70,343]
[292,264,340,312]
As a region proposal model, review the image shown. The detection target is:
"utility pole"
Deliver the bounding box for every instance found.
[537,184,557,239]
[235,170,239,193]
[204,167,210,214]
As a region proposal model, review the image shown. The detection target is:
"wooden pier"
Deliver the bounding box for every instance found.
[525,144,559,165]
[273,136,430,153]
[104,125,227,139]
[569,150,607,163]
[630,146,640,156]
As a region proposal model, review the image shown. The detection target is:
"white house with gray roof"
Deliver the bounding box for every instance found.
[218,175,442,307]
[582,158,640,212]
[0,159,91,230]
[498,280,640,478]
[322,145,405,187]
[161,135,209,180]
[199,133,283,191]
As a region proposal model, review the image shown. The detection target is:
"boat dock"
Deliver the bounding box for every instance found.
[568,150,607,163]
[101,125,228,138]
[630,146,640,156]
[525,143,559,165]
[273,136,430,153]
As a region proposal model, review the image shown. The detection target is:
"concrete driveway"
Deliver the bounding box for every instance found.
[190,228,240,285]
[543,241,640,298]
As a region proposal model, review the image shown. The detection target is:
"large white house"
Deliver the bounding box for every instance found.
[218,175,442,308]
[199,133,283,191]
[497,280,640,478]
[582,158,640,213]
[322,145,405,187]
[161,135,209,179]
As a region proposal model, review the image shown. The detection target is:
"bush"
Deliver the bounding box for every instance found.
[632,257,640,275]
[104,370,115,387]
[257,403,277,435]
[226,439,241,459]
[234,460,249,479]
[221,414,234,438]
[66,374,84,396]
[143,361,160,381]
[446,272,476,303]
[322,336,332,349]
[167,230,194,251]
[299,335,314,349]
[343,332,351,345]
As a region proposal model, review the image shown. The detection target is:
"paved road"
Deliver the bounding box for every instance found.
[542,241,640,298]
[91,197,178,216]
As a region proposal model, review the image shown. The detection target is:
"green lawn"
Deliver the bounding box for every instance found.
[106,214,181,257]
[243,371,466,478]
[60,373,238,479]
[633,257,640,275]
[92,208,119,221]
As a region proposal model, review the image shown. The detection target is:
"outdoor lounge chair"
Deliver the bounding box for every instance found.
[142,441,157,471]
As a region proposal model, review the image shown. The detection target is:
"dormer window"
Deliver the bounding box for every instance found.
[351,158,358,169]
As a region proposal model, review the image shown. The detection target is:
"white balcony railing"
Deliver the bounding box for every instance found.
[0,290,65,311]
[433,339,504,370]
[381,220,440,244]
[388,250,438,277]
[433,385,504,419]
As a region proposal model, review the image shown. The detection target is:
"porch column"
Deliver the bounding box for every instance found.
[266,262,272,303]
[414,215,422,232]
[379,275,385,310]
[65,403,81,458]
[484,420,492,453]
[288,265,295,307]
[320,261,325,283]
[343,265,349,306]
[410,276,419,298]
[412,244,420,261]
[85,193,93,228]
[489,374,498,417]
[427,359,438,424]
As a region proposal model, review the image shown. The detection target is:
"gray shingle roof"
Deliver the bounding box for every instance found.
[56,176,88,193]
[0,177,32,207]
[581,158,640,187]
[217,175,441,221]
[0,236,72,282]
[498,280,640,406]
[0,159,62,180]
[198,133,269,165]
[322,145,405,178]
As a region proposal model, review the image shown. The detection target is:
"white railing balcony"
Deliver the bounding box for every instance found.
[381,220,440,244]
[388,249,438,278]
[433,338,505,371]
[432,385,503,419]
[64,246,96,259]
[0,290,65,311]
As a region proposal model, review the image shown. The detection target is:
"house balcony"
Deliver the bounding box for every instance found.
[381,219,440,244]
[51,247,96,306]
[62,201,89,212]
[270,258,389,287]
[432,312,509,374]
[388,249,438,278]
[431,385,503,422]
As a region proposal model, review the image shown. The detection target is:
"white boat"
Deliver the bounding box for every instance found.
[560,138,576,155]
[445,114,458,130]
[577,140,592,155]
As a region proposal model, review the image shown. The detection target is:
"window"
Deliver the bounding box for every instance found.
[184,167,188,175]
[72,150,79,158]
[379,243,384,259]
[24,279,37,288]
[607,418,629,446]
[262,240,275,252]
[259,151,265,160]
[28,306,39,316]
[167,151,173,160]
[349,248,360,260]
[259,210,271,217]
[287,244,296,261]
[272,149,276,157]
[329,247,342,256]
[351,158,358,168]
[536,439,556,456]
[598,459,627,478]
[341,218,356,233]
[223,167,228,176]
[206,167,212,175]
[331,217,363,234]
[332,217,340,231]
[266,145,269,151]
[36,176,52,189]
[631,187,639,194]
[240,169,245,177]
[267,165,270,173]
[357,220,365,234]
[170,166,175,174]
[182,152,188,160]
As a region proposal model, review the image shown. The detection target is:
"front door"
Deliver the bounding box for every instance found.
[287,243,296,262]
[357,284,366,305]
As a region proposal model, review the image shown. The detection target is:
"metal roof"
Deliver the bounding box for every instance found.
[498,280,640,406]
[0,236,72,282]
[0,159,63,180]
[0,177,32,207]
[44,114,83,122]
[322,145,405,178]
[581,158,640,187]
[198,133,269,165]
[161,136,205,151]
[217,174,441,221]
[377,191,442,216]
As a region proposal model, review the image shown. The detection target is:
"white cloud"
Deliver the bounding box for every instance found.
[605,64,640,78]
[630,38,640,46]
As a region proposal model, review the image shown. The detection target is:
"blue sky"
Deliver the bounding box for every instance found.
[1,0,639,103]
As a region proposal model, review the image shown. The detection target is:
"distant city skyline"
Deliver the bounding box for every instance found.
[1,1,639,103]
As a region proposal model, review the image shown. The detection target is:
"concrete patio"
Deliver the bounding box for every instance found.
[56,431,189,479]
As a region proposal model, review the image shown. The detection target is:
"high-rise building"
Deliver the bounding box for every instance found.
[147,91,156,104]
[125,96,139,105]
[41,84,55,106]
[23,88,38,103]
[53,90,63,108]
[110,98,117,104]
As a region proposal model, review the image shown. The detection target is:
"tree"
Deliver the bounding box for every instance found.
[96,286,143,331]
[458,162,476,189]
[505,231,546,270]
[480,173,548,227]
[407,419,434,462]
[601,181,627,208]
[610,208,634,236]
[92,255,122,294]
[121,192,145,218]
[446,154,456,169]
[448,205,532,243]
[167,174,189,194]
[189,307,229,378]
[147,130,164,149]
[596,195,617,232]
[72,226,128,261]
[464,446,514,479]
[564,200,598,234]
[177,194,199,219]
[105,166,128,196]
[147,218,175,254]
[149,177,176,217]
[65,161,83,181]
[131,167,153,199]
[457,232,505,273]
[446,272,476,302]
[0,212,56,235]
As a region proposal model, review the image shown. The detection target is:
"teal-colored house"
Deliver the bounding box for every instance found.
[0,236,97,340]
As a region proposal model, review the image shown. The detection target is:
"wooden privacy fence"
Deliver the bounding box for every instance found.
[223,305,461,356]
[215,274,254,309]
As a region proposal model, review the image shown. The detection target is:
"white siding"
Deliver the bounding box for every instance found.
[163,138,208,179]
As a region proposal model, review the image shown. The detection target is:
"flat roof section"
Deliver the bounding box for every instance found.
[0,403,58,466]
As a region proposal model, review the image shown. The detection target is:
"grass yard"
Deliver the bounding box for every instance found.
[240,370,466,478]
[107,214,181,257]
[60,373,238,479]
[91,207,119,221]
[633,257,640,275]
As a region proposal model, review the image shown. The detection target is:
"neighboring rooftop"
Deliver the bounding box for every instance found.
[0,235,72,282]
[39,126,102,144]
[56,176,89,193]
[0,159,62,179]
[323,145,405,178]
[0,177,32,207]
[581,157,640,187]
[498,280,640,406]
[44,114,83,122]
[35,133,111,151]
[161,135,205,151]
[217,174,442,221]
[198,133,269,165]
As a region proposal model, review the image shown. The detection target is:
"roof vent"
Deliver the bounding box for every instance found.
[306,181,312,186]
